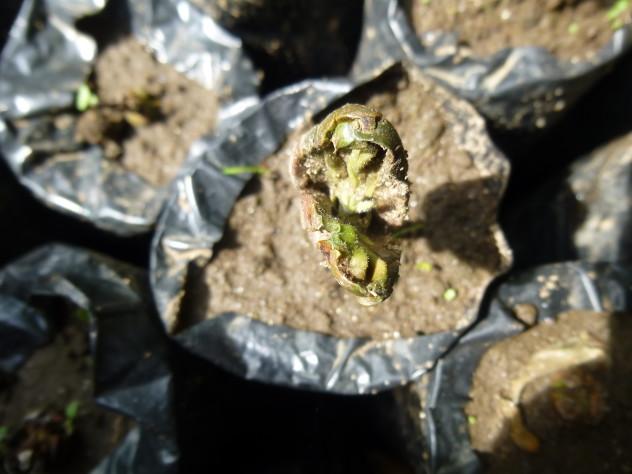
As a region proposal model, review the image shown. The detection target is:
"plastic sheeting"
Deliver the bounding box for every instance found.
[396,260,632,474]
[0,0,258,235]
[150,65,511,395]
[0,244,177,473]
[503,130,632,267]
[352,0,632,130]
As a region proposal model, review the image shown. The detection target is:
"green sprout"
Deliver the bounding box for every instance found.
[467,415,477,425]
[0,425,7,456]
[72,307,90,323]
[222,165,269,176]
[75,83,99,112]
[415,261,433,272]
[607,0,630,30]
[567,22,579,35]
[290,104,409,305]
[64,401,80,435]
[443,287,458,302]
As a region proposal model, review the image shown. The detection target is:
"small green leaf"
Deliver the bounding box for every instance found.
[64,401,80,435]
[338,223,358,246]
[567,22,579,34]
[221,165,268,176]
[65,401,80,420]
[467,415,477,425]
[443,288,458,302]
[607,0,630,29]
[75,83,99,112]
[72,308,90,323]
[415,261,433,272]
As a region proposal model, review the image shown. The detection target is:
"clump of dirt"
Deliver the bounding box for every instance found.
[409,0,632,61]
[183,66,510,339]
[0,312,131,474]
[75,37,218,187]
[467,311,632,474]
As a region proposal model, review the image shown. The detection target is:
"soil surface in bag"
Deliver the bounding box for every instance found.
[466,310,632,474]
[74,38,218,187]
[0,305,130,474]
[186,67,507,339]
[409,0,632,61]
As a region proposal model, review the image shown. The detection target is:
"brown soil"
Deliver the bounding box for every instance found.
[182,66,509,339]
[75,38,218,187]
[409,0,632,61]
[0,315,131,473]
[467,311,632,474]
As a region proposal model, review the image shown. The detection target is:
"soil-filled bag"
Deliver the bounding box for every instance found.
[0,245,176,473]
[504,130,632,267]
[352,0,632,131]
[189,0,364,91]
[0,0,258,235]
[150,63,512,394]
[394,260,632,474]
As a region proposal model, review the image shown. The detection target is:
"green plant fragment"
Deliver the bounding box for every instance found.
[75,83,99,112]
[64,401,80,435]
[415,261,433,272]
[607,0,630,29]
[222,165,269,176]
[443,287,458,302]
[290,104,410,305]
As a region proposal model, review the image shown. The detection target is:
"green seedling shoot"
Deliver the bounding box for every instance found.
[75,83,99,112]
[0,425,8,455]
[607,0,630,30]
[290,104,410,305]
[64,401,80,435]
[0,425,7,442]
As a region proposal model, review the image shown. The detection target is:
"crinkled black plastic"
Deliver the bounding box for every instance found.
[504,131,632,266]
[0,244,177,473]
[396,260,632,474]
[352,0,632,130]
[150,65,511,395]
[0,0,258,235]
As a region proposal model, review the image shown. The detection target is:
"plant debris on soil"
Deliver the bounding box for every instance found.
[0,309,131,474]
[74,37,218,187]
[177,66,510,339]
[409,0,632,61]
[466,311,632,474]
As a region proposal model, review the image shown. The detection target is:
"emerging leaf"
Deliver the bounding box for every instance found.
[290,104,409,304]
